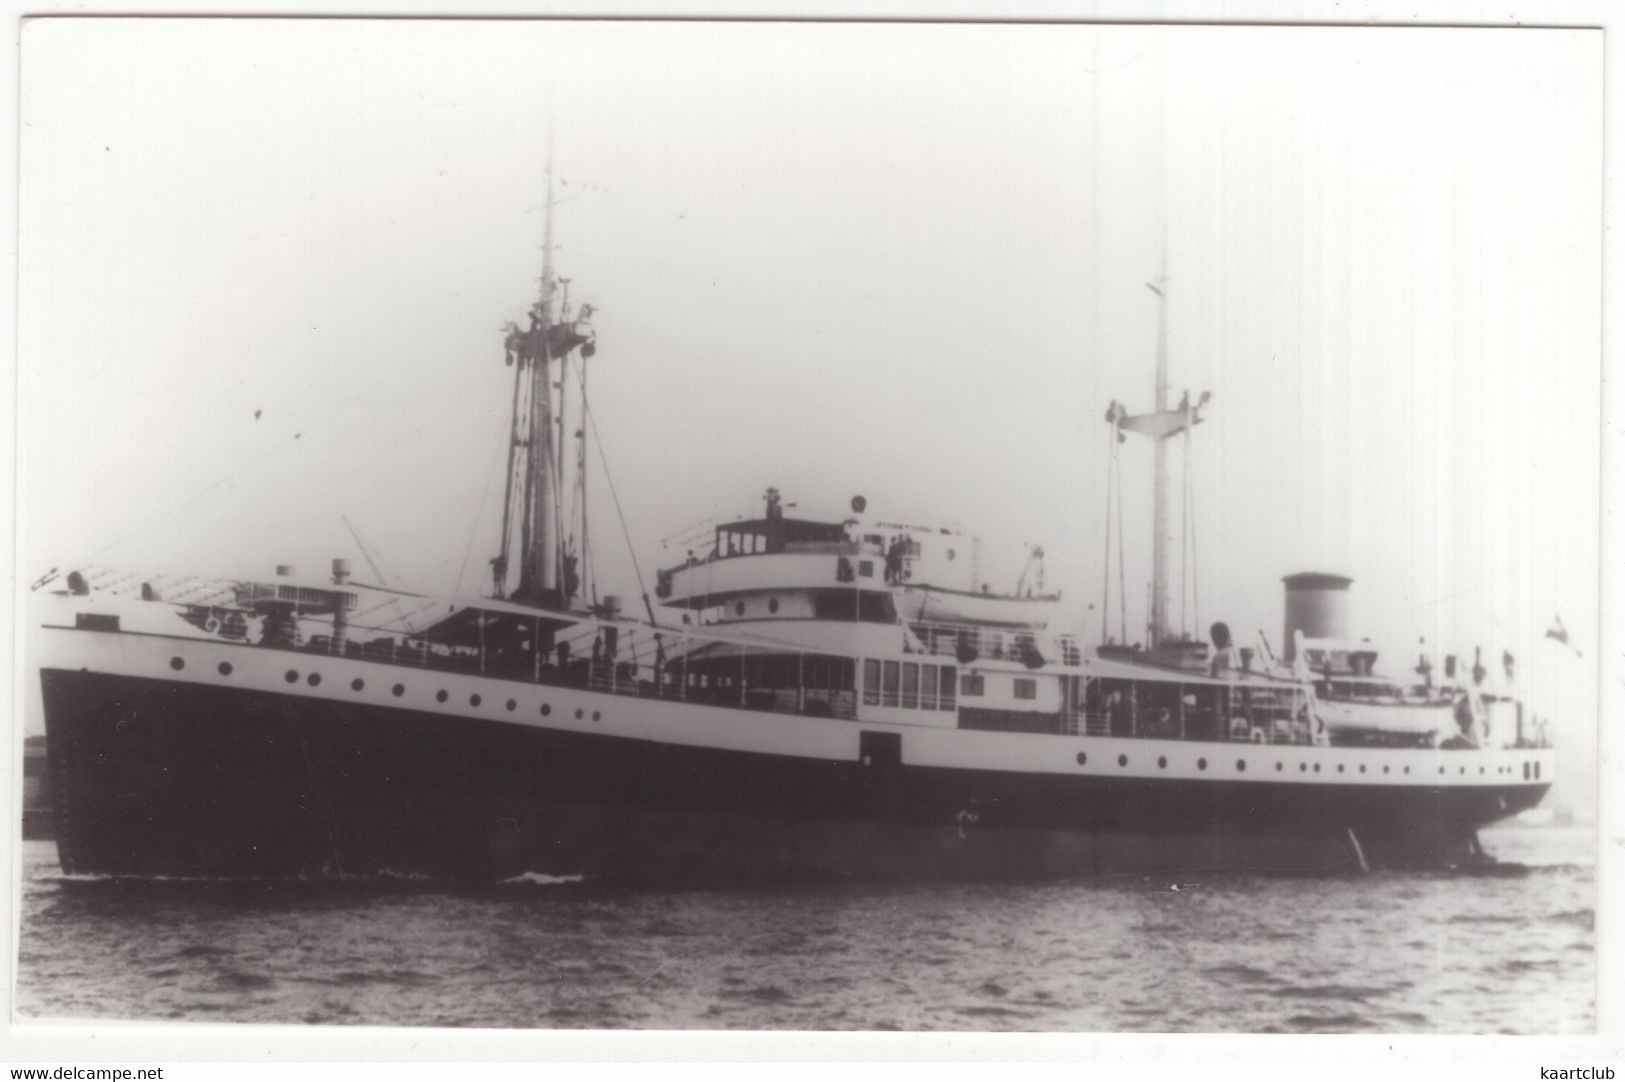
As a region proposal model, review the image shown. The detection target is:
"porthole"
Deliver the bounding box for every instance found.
[768,599,780,614]
[218,661,233,676]
[1312,763,1321,773]
[285,670,299,684]
[592,711,601,722]
[1236,759,1246,772]
[1459,766,1466,775]
[1404,766,1410,775]
[1197,758,1207,771]
[576,708,585,720]
[351,678,364,692]
[1117,754,1128,768]
[307,673,322,687]
[436,690,449,703]
[1299,763,1308,773]
[1076,752,1087,766]
[170,656,185,671]
[1359,765,1366,774]
[541,703,552,717]
[734,602,746,617]
[1479,766,1485,775]
[947,549,956,561]
[1383,765,1390,774]
[506,699,517,712]
[1439,766,1446,775]
[1336,764,1344,774]
[392,684,405,697]
[1157,756,1167,769]
[470,694,482,707]
[1276,762,1283,772]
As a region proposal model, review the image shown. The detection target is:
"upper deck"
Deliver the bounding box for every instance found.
[655,492,1058,631]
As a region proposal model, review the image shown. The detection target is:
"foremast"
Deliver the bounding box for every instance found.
[493,154,596,609]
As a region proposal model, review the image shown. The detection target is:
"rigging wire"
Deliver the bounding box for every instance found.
[580,392,658,628]
[1189,430,1200,637]
[44,380,387,584]
[1114,433,1128,645]
[1101,424,1115,643]
[1180,424,1190,640]
[455,421,510,597]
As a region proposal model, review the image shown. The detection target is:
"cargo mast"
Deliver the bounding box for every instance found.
[1103,273,1209,654]
[493,149,596,608]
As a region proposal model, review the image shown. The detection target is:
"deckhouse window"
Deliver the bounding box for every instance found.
[920,664,938,710]
[1013,678,1037,701]
[940,666,956,710]
[902,663,919,708]
[883,661,900,707]
[863,659,880,705]
[960,673,985,697]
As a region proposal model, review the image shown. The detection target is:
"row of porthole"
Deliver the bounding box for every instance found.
[1069,751,1510,778]
[181,655,1531,779]
[187,656,602,723]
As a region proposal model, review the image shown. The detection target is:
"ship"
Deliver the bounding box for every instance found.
[31,187,1554,883]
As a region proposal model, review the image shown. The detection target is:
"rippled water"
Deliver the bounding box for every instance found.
[15,827,1594,1032]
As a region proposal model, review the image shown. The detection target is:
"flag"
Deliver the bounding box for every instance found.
[1545,615,1581,657]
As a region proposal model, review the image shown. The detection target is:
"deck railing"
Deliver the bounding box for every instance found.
[140,596,1544,751]
[908,620,1082,666]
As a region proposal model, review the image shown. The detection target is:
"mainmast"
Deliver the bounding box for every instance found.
[1103,273,1209,651]
[522,159,562,604]
[1148,274,1172,646]
[492,150,596,608]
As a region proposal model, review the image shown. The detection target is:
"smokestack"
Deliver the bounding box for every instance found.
[1281,572,1353,661]
[332,558,351,585]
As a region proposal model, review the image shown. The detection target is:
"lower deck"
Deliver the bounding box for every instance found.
[37,623,1554,881]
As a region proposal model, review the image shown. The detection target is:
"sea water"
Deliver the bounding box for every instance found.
[14,826,1595,1032]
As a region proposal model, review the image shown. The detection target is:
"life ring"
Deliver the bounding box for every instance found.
[203,615,222,635]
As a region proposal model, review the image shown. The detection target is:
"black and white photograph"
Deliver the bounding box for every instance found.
[8,10,1611,1048]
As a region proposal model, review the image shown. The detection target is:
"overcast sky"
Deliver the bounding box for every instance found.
[18,19,1603,796]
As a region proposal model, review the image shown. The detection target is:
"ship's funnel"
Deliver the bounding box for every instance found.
[1282,572,1353,661]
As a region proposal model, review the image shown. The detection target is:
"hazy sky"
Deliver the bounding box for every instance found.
[18,20,1603,790]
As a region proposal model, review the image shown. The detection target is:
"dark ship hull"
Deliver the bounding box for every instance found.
[41,662,1550,884]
